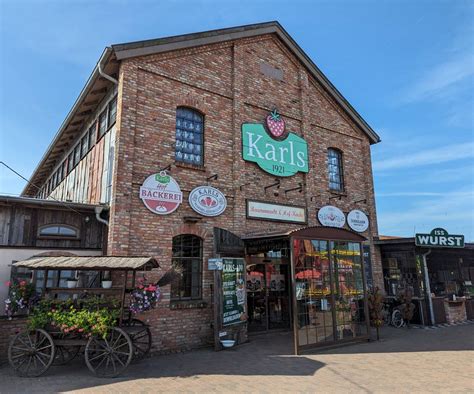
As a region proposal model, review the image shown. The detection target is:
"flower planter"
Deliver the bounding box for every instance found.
[101,280,113,289]
[67,280,78,289]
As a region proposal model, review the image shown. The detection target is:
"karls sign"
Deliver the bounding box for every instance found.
[189,186,227,217]
[242,109,309,177]
[415,228,464,248]
[140,172,183,215]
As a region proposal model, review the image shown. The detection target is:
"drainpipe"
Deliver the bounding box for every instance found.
[421,249,434,325]
[95,206,109,226]
[98,51,118,85]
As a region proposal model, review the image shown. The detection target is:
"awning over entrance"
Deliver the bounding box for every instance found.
[242,226,367,241]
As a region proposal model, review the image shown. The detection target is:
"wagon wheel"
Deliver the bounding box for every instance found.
[123,318,152,360]
[8,329,55,377]
[85,327,133,378]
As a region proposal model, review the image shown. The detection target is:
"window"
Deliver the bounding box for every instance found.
[67,152,74,174]
[88,122,96,150]
[74,143,81,167]
[81,133,89,158]
[39,225,79,238]
[98,109,108,139]
[327,148,344,191]
[171,234,203,300]
[175,107,204,166]
[108,97,117,126]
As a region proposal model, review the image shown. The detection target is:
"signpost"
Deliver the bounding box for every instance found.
[415,228,464,248]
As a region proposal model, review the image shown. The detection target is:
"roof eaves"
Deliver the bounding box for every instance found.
[21,47,114,196]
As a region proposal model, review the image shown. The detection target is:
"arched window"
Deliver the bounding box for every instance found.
[327,148,344,191]
[171,234,203,300]
[38,225,79,238]
[175,107,204,166]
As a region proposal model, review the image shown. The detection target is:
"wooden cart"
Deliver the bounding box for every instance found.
[8,256,158,378]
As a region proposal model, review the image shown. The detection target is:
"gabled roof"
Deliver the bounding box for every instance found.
[112,21,380,144]
[22,21,380,197]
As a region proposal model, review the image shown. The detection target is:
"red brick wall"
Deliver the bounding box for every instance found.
[0,317,28,364]
[108,34,382,353]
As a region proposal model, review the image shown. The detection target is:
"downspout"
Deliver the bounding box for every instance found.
[98,50,118,85]
[421,249,434,325]
[95,206,109,226]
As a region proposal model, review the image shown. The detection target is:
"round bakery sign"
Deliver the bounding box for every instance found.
[317,205,345,228]
[189,186,227,217]
[347,209,369,232]
[140,172,183,215]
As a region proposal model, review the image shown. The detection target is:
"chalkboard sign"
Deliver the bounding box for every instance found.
[222,258,246,326]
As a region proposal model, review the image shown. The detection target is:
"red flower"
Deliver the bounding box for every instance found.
[19,280,26,287]
[5,281,11,287]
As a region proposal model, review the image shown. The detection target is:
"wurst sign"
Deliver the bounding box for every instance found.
[415,228,464,248]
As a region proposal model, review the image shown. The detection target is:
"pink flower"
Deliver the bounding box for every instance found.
[138,285,144,289]
[5,281,11,287]
[78,328,84,333]
[19,281,26,287]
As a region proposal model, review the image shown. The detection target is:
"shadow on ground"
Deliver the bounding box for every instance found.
[0,324,472,393]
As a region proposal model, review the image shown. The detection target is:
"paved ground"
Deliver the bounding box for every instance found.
[1,324,473,393]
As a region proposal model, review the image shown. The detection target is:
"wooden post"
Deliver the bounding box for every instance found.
[213,269,223,351]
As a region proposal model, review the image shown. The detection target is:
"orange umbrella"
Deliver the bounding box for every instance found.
[295,269,321,279]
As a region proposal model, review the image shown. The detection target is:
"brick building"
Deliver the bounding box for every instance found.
[22,22,381,353]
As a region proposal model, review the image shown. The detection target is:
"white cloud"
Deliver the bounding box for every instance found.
[377,190,474,239]
[401,53,474,104]
[373,141,474,171]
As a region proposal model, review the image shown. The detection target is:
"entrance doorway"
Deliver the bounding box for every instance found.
[246,257,291,332]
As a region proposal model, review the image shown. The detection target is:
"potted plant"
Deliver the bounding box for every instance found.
[4,280,37,319]
[368,287,384,340]
[67,277,78,288]
[101,271,112,289]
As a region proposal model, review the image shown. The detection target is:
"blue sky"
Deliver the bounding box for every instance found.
[0,0,473,240]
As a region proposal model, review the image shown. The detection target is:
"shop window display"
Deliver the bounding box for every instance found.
[293,239,367,347]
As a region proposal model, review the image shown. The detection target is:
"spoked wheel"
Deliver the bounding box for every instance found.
[392,309,404,328]
[85,327,133,378]
[8,329,55,377]
[53,344,81,366]
[123,318,152,361]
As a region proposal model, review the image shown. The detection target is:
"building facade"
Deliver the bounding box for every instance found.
[22,22,382,352]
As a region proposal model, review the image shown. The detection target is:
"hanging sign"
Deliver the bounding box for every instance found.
[189,186,227,217]
[247,200,307,223]
[347,209,369,232]
[139,171,183,215]
[222,258,246,326]
[242,109,308,177]
[415,228,464,248]
[318,205,345,228]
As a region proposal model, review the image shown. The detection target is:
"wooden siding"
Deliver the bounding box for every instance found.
[49,126,116,205]
[0,204,104,249]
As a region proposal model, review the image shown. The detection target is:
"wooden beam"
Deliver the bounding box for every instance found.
[76,109,92,117]
[83,100,99,106]
[90,87,107,95]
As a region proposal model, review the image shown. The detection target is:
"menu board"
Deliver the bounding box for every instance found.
[222,258,246,326]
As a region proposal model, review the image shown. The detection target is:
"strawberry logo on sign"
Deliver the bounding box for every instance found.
[265,109,286,139]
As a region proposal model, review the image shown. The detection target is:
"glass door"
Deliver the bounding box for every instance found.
[292,238,368,350]
[246,263,267,332]
[246,261,291,332]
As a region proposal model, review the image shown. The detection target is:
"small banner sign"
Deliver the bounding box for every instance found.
[222,258,246,326]
[415,228,464,248]
[247,200,307,224]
